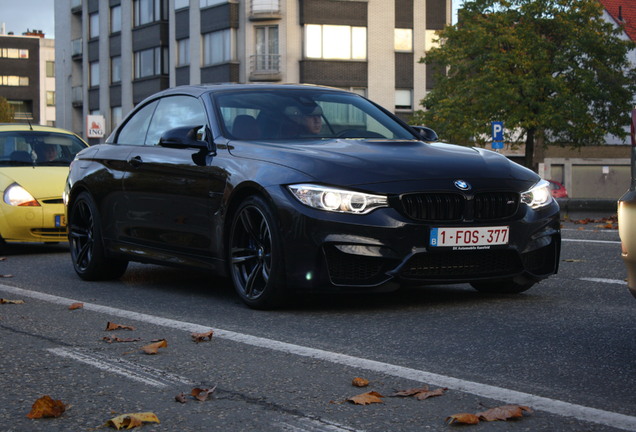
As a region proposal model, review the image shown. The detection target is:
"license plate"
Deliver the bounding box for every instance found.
[429,226,509,248]
[55,214,66,227]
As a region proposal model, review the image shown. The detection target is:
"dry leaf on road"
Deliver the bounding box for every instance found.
[347,391,384,405]
[191,386,217,401]
[103,336,141,343]
[0,298,24,304]
[477,404,533,421]
[352,377,369,387]
[191,329,214,343]
[26,395,66,419]
[446,413,480,425]
[105,321,135,331]
[68,302,84,310]
[141,339,167,354]
[104,412,160,430]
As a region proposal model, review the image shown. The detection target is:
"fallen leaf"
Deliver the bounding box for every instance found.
[446,413,480,425]
[477,404,533,421]
[104,412,160,430]
[26,395,66,419]
[415,387,447,400]
[562,259,585,263]
[347,391,384,405]
[175,393,187,403]
[191,329,214,343]
[141,339,167,354]
[103,336,141,343]
[105,322,135,331]
[352,377,369,387]
[0,298,24,304]
[191,385,217,401]
[68,302,84,310]
[0,274,13,278]
[391,386,430,397]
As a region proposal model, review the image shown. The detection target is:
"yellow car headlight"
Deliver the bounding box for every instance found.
[4,183,40,207]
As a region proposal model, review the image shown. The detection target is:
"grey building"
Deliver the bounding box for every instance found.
[54,0,450,141]
[0,31,56,125]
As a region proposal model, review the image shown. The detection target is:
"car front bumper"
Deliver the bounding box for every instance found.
[271,187,561,292]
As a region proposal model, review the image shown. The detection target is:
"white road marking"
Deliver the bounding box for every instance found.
[2,283,636,431]
[562,238,620,245]
[47,347,193,388]
[579,277,627,285]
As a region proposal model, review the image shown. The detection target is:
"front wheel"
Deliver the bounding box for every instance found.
[228,196,286,309]
[470,279,535,294]
[68,192,128,280]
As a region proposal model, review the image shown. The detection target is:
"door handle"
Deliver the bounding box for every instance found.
[128,155,143,168]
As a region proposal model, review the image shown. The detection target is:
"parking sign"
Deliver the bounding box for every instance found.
[491,121,504,149]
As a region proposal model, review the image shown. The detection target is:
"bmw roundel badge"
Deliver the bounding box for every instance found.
[454,180,471,191]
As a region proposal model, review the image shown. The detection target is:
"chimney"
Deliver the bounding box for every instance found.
[619,5,624,22]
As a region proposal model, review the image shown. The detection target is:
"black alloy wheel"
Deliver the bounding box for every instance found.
[229,195,286,309]
[68,192,128,280]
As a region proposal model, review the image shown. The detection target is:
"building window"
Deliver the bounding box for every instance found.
[89,12,99,39]
[111,106,123,130]
[395,89,413,110]
[254,26,278,71]
[175,0,189,9]
[202,29,233,66]
[111,5,122,33]
[0,76,29,86]
[134,0,167,26]
[395,28,413,52]
[177,38,189,67]
[90,61,99,87]
[46,61,55,78]
[46,91,56,106]
[111,56,121,83]
[0,48,28,59]
[200,0,225,8]
[305,25,366,60]
[134,47,167,78]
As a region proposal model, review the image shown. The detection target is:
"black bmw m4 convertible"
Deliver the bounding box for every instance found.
[65,84,560,308]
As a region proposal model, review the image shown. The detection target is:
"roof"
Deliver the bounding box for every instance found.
[599,0,636,41]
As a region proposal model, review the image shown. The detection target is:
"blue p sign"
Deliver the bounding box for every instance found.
[492,121,504,141]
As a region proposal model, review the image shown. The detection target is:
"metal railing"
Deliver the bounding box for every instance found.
[251,0,280,15]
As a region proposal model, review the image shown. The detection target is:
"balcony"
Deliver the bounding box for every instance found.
[250,0,281,20]
[72,86,83,107]
[71,0,82,14]
[249,54,282,81]
[71,38,82,59]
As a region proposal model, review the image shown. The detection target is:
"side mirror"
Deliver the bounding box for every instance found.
[411,126,439,142]
[159,125,210,150]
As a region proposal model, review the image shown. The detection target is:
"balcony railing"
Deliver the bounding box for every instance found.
[250,0,281,19]
[71,38,82,58]
[72,86,83,106]
[250,54,281,81]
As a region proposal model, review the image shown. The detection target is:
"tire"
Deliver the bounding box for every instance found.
[228,195,286,309]
[68,192,128,280]
[470,279,535,294]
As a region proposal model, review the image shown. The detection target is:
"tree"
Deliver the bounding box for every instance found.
[412,0,636,169]
[0,97,14,123]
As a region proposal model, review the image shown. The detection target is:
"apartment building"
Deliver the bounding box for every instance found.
[54,0,450,141]
[0,31,56,125]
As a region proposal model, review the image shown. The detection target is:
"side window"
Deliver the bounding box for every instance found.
[145,96,208,145]
[116,100,159,145]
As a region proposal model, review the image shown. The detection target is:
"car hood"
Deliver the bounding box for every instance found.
[228,139,539,193]
[0,167,68,199]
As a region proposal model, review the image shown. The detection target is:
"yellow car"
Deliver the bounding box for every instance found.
[0,124,88,245]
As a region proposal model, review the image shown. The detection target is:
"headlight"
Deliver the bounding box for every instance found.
[288,184,388,214]
[521,179,553,209]
[4,183,40,207]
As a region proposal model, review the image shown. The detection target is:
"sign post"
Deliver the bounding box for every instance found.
[491,121,504,151]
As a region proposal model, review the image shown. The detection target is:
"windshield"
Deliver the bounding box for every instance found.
[213,89,417,141]
[0,131,87,167]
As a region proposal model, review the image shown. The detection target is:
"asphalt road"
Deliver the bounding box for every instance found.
[0,212,634,431]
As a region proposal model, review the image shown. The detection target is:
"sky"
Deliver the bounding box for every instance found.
[0,0,464,40]
[0,0,55,38]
